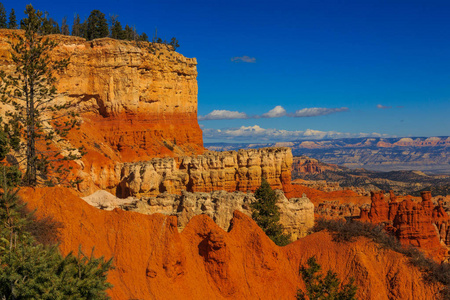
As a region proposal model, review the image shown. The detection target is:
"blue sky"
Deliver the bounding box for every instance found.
[5,0,450,143]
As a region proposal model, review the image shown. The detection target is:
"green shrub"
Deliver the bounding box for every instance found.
[297,256,357,300]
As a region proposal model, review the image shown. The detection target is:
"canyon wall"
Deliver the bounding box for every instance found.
[0,29,204,192]
[117,147,293,197]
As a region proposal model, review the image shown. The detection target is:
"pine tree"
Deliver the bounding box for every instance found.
[61,16,69,35]
[86,9,109,40]
[124,24,134,40]
[139,32,149,42]
[0,2,7,28]
[297,256,358,300]
[251,178,291,246]
[72,14,81,37]
[41,12,60,35]
[8,8,17,29]
[0,4,82,186]
[110,16,125,40]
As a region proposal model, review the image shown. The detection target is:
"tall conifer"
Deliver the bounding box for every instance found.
[8,8,17,29]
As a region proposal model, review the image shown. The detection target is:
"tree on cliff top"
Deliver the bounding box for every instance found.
[8,8,17,29]
[0,2,6,28]
[251,178,291,246]
[86,9,109,40]
[0,4,83,186]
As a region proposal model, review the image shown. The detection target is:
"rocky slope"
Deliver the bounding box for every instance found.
[21,187,442,300]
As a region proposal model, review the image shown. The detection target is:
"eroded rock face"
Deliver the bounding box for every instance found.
[118,147,293,197]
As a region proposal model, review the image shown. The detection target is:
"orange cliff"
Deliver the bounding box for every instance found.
[0,29,204,191]
[21,187,442,300]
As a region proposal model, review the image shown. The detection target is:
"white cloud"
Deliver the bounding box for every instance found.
[198,110,248,121]
[203,125,388,142]
[200,106,348,121]
[231,56,256,63]
[262,105,287,118]
[292,107,349,117]
[377,104,392,109]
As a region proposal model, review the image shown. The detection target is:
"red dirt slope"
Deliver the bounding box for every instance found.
[21,187,441,300]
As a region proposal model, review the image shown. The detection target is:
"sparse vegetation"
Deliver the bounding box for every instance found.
[251,178,291,246]
[313,218,450,299]
[297,256,357,300]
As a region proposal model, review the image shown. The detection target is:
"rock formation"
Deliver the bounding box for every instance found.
[21,187,442,299]
[117,147,293,197]
[361,190,446,260]
[83,189,314,240]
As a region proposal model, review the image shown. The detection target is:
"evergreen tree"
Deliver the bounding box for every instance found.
[72,14,81,37]
[124,24,134,40]
[0,4,82,186]
[297,256,358,300]
[0,2,7,28]
[251,178,291,246]
[86,9,109,40]
[41,12,60,35]
[169,37,179,50]
[61,16,70,35]
[8,8,17,29]
[139,32,149,42]
[110,17,125,40]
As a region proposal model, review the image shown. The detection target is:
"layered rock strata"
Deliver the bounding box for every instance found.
[117,147,293,197]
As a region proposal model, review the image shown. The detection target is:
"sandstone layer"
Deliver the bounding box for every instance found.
[118,147,293,197]
[22,187,442,300]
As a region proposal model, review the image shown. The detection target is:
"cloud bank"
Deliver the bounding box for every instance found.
[231,56,256,63]
[199,106,348,121]
[203,125,388,142]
